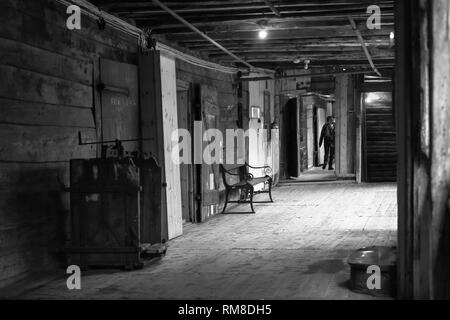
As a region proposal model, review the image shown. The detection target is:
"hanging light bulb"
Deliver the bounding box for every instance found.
[258,29,268,39]
[389,31,395,48]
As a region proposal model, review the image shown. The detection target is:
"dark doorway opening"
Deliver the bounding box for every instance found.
[284,98,299,178]
[313,106,319,167]
[176,81,195,224]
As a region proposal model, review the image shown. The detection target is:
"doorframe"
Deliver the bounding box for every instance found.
[283,97,300,178]
[176,79,196,224]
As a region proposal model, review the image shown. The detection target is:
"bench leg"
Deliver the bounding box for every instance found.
[222,189,230,214]
[268,178,274,203]
[249,187,255,213]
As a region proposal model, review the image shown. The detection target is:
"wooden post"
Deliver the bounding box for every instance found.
[334,74,357,177]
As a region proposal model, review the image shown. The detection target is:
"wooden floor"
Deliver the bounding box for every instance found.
[16,183,397,300]
[287,166,338,182]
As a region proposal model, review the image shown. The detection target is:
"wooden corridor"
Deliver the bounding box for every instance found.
[16,183,397,300]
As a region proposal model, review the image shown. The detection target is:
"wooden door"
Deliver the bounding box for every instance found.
[100,59,139,153]
[177,83,194,223]
[199,85,221,221]
[160,55,183,239]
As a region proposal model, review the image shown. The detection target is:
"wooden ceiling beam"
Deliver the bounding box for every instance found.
[192,44,391,53]
[113,3,393,16]
[215,52,394,62]
[166,28,393,43]
[131,10,394,24]
[183,39,391,49]
[149,20,394,35]
[246,58,395,66]
[205,47,394,57]
[135,14,393,30]
[121,4,393,17]
[95,0,393,9]
[142,15,394,31]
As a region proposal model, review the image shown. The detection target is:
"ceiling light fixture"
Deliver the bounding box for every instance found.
[258,29,268,39]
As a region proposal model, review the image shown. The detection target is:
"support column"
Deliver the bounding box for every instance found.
[334,74,356,177]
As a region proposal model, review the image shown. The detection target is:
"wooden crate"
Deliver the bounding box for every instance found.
[67,158,142,269]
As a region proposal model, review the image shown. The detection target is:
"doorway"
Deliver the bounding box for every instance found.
[176,80,195,224]
[284,98,299,178]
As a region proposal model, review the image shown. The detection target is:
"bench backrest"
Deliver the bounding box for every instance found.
[220,164,247,187]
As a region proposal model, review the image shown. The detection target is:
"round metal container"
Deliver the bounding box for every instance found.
[347,246,397,297]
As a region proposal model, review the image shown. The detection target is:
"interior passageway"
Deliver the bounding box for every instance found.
[16,183,397,300]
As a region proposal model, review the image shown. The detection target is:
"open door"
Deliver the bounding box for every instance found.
[198,85,221,222]
[177,80,194,224]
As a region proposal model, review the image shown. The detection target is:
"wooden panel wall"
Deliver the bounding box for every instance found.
[0,0,138,287]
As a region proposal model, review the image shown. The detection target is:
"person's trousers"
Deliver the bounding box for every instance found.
[323,141,335,169]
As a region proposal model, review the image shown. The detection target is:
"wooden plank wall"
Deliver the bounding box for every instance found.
[0,0,138,287]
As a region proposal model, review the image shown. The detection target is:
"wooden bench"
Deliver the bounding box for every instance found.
[220,163,273,214]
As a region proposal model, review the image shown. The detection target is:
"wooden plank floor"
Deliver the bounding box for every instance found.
[16,182,397,300]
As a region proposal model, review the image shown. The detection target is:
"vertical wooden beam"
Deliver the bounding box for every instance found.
[395,0,416,300]
[335,74,357,176]
[355,75,364,183]
[430,0,450,299]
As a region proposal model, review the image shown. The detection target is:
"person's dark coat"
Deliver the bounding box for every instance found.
[319,122,335,148]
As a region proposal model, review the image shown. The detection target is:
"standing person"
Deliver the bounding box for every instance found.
[319,116,335,170]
